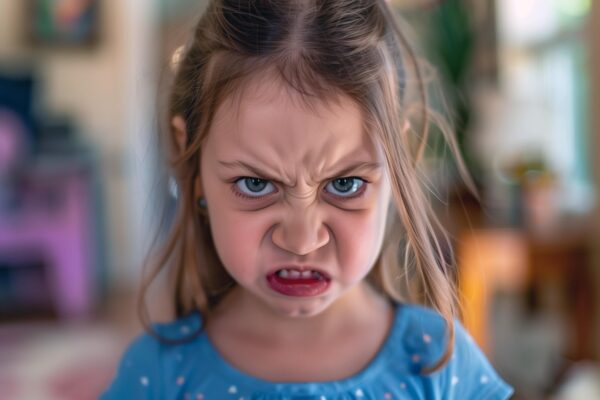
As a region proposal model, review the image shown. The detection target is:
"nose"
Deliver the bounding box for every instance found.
[271,203,330,256]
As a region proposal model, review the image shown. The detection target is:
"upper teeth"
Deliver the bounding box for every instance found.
[277,269,322,279]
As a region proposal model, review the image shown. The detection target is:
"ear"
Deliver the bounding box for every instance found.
[171,115,188,154]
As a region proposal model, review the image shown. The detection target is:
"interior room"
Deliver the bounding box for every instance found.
[0,0,598,398]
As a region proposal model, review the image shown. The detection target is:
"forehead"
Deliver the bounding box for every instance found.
[205,75,382,170]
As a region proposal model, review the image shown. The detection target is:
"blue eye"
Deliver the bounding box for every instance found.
[325,177,366,198]
[234,177,276,198]
[232,176,367,200]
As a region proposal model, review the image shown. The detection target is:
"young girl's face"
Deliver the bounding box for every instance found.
[198,77,392,318]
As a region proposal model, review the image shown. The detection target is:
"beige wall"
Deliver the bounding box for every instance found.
[0,0,127,151]
[0,0,157,293]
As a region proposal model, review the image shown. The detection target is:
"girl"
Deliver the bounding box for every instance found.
[103,0,513,399]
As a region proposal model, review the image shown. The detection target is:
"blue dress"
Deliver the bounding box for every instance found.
[101,303,513,399]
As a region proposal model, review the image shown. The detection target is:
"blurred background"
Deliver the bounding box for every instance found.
[0,0,598,399]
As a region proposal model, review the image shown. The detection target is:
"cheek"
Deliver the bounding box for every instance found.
[333,207,388,280]
[207,205,268,282]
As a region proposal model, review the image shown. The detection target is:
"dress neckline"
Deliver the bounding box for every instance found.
[199,303,405,395]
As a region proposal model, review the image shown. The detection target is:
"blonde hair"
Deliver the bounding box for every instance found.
[139,0,473,374]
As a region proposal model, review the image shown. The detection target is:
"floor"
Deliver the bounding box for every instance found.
[0,290,145,400]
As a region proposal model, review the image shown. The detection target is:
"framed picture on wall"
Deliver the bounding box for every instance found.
[26,0,100,47]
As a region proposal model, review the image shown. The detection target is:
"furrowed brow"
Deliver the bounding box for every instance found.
[218,160,383,187]
[218,160,287,185]
[332,161,383,177]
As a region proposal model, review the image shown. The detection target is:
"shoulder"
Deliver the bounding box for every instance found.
[100,312,203,399]
[392,303,449,364]
[397,302,447,335]
[392,303,514,399]
[442,321,514,399]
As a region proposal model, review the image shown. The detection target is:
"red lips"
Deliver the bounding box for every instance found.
[266,268,331,297]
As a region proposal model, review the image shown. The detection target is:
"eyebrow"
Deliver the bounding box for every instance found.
[217,160,383,186]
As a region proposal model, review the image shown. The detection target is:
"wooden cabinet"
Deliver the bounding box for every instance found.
[457,227,596,361]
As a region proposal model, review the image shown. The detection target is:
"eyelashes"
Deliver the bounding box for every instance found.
[234,177,275,198]
[231,176,369,201]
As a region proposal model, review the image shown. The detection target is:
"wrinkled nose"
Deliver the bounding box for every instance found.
[271,204,330,256]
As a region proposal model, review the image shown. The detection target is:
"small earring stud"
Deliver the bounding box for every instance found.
[197,197,207,208]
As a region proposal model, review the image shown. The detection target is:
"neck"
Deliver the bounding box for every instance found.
[208,282,391,345]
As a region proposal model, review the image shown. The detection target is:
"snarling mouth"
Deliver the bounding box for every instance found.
[266,268,331,297]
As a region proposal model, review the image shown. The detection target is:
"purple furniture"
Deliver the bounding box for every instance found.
[0,156,98,320]
[0,69,101,321]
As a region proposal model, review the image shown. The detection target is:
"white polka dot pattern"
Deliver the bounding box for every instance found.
[99,304,513,400]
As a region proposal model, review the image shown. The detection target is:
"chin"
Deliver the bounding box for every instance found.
[268,296,334,319]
